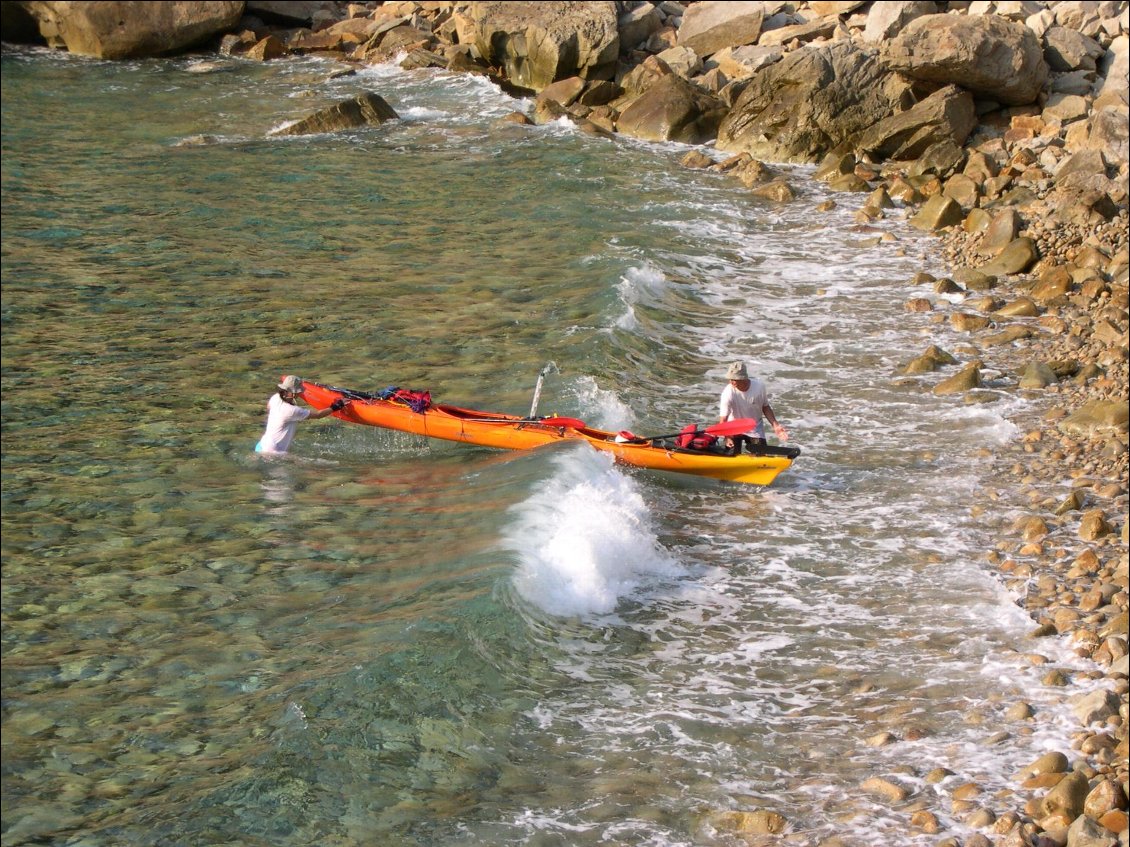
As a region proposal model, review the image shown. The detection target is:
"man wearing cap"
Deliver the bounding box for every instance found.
[719,362,788,455]
[255,375,346,454]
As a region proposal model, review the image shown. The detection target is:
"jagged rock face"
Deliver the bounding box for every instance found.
[675,0,765,59]
[20,1,245,59]
[466,1,620,93]
[880,13,1049,106]
[616,73,728,144]
[716,41,900,163]
[861,0,938,44]
[855,84,977,161]
[269,92,399,137]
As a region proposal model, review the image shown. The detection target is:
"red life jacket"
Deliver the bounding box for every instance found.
[674,424,716,451]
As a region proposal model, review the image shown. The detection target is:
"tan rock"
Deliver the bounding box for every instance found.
[1015,751,1070,782]
[1019,362,1059,389]
[954,268,997,291]
[680,150,714,169]
[1014,515,1049,541]
[676,1,764,58]
[981,208,1021,251]
[906,297,934,313]
[861,776,909,803]
[984,326,1036,346]
[1084,780,1127,821]
[270,91,399,137]
[942,172,981,208]
[246,34,285,61]
[964,207,993,233]
[1065,816,1116,846]
[950,313,992,332]
[1099,809,1129,833]
[995,297,1040,317]
[953,782,982,801]
[933,362,982,395]
[910,809,940,833]
[1059,401,1130,436]
[708,809,787,835]
[903,345,957,374]
[21,0,244,59]
[979,237,1039,276]
[866,730,898,747]
[1031,265,1076,304]
[1071,688,1121,725]
[910,194,964,231]
[1037,770,1090,820]
[537,76,585,107]
[750,178,795,201]
[1079,509,1112,541]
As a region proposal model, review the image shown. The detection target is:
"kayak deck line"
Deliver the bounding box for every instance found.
[301,379,798,486]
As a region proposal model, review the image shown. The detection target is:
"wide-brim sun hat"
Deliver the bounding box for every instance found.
[726,362,749,380]
[278,375,304,393]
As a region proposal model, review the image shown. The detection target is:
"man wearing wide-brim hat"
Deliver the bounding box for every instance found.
[255,375,347,454]
[719,361,788,455]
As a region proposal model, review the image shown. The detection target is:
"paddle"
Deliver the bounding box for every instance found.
[528,361,559,419]
[621,418,762,443]
[534,416,585,429]
[473,415,587,428]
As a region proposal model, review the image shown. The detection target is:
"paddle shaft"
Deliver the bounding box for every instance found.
[529,361,559,418]
[473,416,586,428]
[633,417,761,442]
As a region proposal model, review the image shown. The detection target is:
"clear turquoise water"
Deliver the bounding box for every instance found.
[1,47,1094,847]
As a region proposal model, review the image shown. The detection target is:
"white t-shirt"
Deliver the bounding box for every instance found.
[719,379,769,438]
[256,393,310,454]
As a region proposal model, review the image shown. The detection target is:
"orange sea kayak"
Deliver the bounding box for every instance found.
[301,379,799,486]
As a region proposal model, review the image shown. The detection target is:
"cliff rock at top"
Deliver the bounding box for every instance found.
[466,1,620,93]
[19,1,245,59]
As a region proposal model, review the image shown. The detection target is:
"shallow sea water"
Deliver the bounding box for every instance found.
[0,47,1107,847]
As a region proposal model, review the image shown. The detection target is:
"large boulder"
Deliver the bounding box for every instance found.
[716,41,902,163]
[269,92,399,137]
[466,1,619,93]
[617,2,662,54]
[1084,106,1130,163]
[1095,35,1128,108]
[616,72,727,144]
[979,237,1039,276]
[855,84,976,161]
[676,1,765,59]
[880,13,1049,106]
[20,1,245,59]
[862,1,938,43]
[1057,399,1130,433]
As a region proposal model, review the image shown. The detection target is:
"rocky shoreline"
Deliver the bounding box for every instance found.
[5,1,1127,844]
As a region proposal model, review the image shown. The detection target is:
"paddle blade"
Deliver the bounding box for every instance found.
[704,418,760,437]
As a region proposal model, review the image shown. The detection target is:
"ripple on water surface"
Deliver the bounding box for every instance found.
[1,47,1105,847]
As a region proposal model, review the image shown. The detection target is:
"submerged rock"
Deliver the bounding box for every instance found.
[269,91,399,137]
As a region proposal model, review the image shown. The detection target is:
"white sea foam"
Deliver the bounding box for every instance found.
[568,376,634,431]
[504,448,680,617]
[614,263,670,331]
[397,104,448,121]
